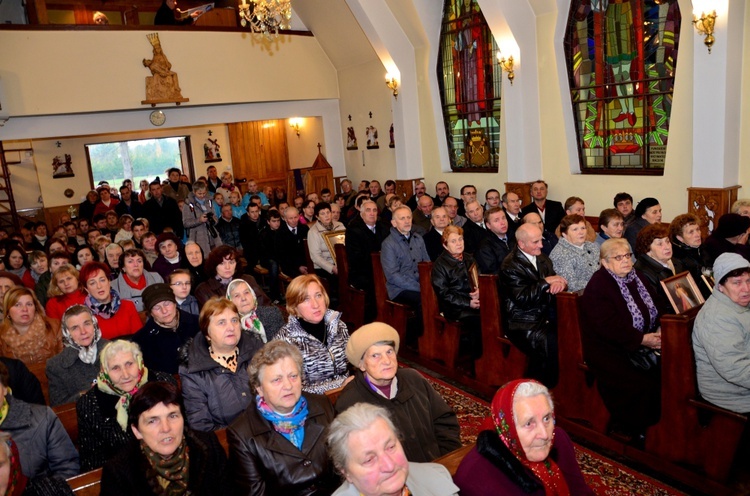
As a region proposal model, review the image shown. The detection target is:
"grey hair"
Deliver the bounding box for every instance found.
[731,198,750,213]
[327,403,400,473]
[513,381,554,412]
[100,340,143,372]
[104,243,123,256]
[247,341,304,391]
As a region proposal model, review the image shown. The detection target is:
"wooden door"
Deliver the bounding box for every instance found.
[227,120,289,192]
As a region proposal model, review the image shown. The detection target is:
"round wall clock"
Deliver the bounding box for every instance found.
[149,110,166,127]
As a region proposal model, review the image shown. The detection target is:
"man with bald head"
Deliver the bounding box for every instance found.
[500,223,567,387]
[412,195,434,233]
[423,207,450,261]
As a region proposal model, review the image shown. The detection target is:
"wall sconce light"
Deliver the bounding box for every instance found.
[289,118,301,138]
[497,52,515,85]
[385,73,399,99]
[693,10,717,53]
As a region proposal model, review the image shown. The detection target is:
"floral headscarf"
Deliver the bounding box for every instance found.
[226,279,267,342]
[61,305,103,365]
[96,349,149,431]
[0,435,27,496]
[489,379,570,496]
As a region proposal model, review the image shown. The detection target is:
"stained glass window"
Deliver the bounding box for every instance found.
[437,0,501,173]
[564,0,681,174]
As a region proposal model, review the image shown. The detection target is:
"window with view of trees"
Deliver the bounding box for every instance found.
[564,0,681,174]
[85,136,190,187]
[437,0,501,173]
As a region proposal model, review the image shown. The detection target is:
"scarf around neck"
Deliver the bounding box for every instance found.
[85,289,122,319]
[3,436,27,496]
[227,279,268,342]
[141,436,190,496]
[606,268,658,332]
[490,379,570,496]
[96,355,148,431]
[257,394,308,450]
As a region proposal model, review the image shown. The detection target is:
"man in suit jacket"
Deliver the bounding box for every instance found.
[143,180,183,237]
[277,206,309,278]
[520,180,566,233]
[405,180,431,211]
[462,200,489,255]
[423,207,450,261]
[502,191,523,241]
[411,195,434,234]
[476,207,514,275]
[500,223,567,388]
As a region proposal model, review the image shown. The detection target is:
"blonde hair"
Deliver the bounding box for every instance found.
[285,274,329,317]
[47,264,80,297]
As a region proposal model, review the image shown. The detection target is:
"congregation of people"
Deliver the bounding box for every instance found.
[0,166,748,495]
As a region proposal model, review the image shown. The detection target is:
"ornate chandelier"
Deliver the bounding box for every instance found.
[238,0,292,38]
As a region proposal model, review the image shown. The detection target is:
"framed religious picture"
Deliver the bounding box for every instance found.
[52,154,74,178]
[366,126,379,149]
[701,274,715,294]
[661,271,705,314]
[204,138,222,163]
[468,262,479,292]
[323,230,347,264]
[346,127,358,150]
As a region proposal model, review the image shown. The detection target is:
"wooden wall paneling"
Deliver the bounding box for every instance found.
[396,179,421,202]
[687,186,740,238]
[505,181,533,210]
[228,120,290,197]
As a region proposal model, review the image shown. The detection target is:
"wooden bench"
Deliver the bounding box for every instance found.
[553,291,610,435]
[475,274,527,388]
[334,244,365,329]
[644,307,747,483]
[371,252,412,344]
[434,443,474,477]
[417,262,462,369]
[28,362,50,405]
[53,401,80,446]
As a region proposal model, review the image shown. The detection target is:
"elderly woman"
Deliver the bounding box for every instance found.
[215,171,236,203]
[624,197,662,251]
[431,225,482,361]
[100,381,227,495]
[454,380,592,495]
[275,274,350,394]
[0,362,79,480]
[46,305,109,406]
[111,249,164,312]
[634,224,684,315]
[184,240,208,289]
[179,298,263,432]
[595,208,625,247]
[194,245,269,307]
[44,264,86,320]
[227,340,338,495]
[80,261,141,339]
[670,213,712,298]
[3,246,34,289]
[104,243,124,278]
[0,287,61,366]
[580,238,662,440]
[693,254,750,413]
[307,202,345,287]
[227,279,283,343]
[76,340,176,471]
[550,214,600,292]
[335,323,461,463]
[328,402,459,496]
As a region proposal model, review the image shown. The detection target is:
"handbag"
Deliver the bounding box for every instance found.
[628,346,660,371]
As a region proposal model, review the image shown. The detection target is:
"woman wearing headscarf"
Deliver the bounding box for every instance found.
[624,197,662,252]
[0,432,26,496]
[76,340,175,471]
[226,278,284,343]
[194,245,269,307]
[454,379,593,495]
[46,305,109,406]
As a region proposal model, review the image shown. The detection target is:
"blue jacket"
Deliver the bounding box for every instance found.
[380,227,429,299]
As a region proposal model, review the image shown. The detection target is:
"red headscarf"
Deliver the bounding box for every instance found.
[488,379,570,496]
[2,435,27,496]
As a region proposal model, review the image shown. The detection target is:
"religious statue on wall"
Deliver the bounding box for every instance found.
[365,126,379,149]
[52,154,74,178]
[346,127,358,150]
[204,137,222,162]
[142,33,190,106]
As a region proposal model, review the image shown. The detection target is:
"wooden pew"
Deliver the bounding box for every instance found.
[28,362,50,405]
[475,274,527,388]
[553,292,610,435]
[371,252,412,344]
[643,307,747,484]
[53,402,80,446]
[417,262,462,369]
[303,239,330,293]
[68,468,102,495]
[434,443,474,477]
[334,244,366,329]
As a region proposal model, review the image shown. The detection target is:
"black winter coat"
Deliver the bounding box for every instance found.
[130,310,200,375]
[100,430,228,496]
[476,234,514,275]
[431,250,476,321]
[671,239,711,298]
[227,393,338,496]
[633,254,683,315]
[345,220,389,291]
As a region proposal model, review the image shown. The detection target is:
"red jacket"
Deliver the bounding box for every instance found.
[45,290,87,320]
[95,300,142,339]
